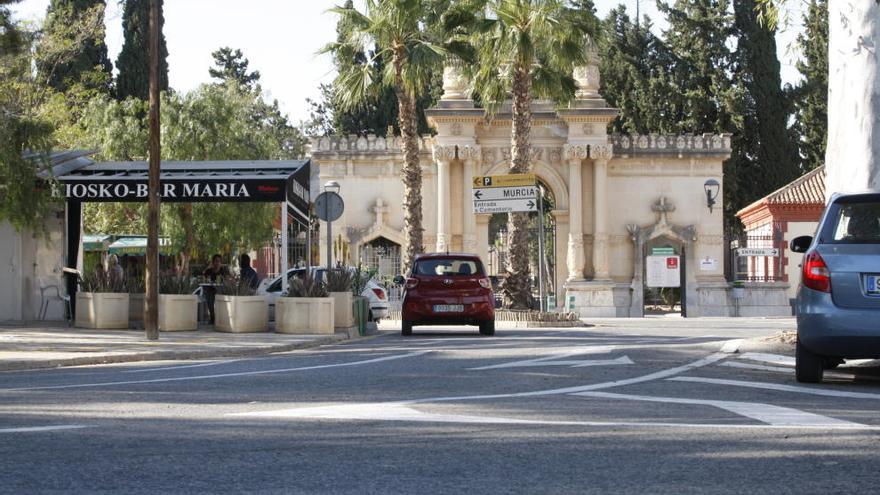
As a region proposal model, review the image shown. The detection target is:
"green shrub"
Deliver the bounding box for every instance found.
[286,272,328,298]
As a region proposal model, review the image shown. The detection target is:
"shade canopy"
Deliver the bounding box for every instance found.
[107,236,172,256]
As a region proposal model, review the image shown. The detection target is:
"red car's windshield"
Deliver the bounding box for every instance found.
[413,258,483,276]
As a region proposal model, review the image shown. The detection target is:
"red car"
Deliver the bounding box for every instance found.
[395,253,495,336]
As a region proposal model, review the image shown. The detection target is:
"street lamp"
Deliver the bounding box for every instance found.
[703,179,720,213]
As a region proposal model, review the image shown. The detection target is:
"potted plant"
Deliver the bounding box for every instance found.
[326,268,355,328]
[75,271,130,329]
[214,275,268,333]
[275,272,334,334]
[159,274,199,331]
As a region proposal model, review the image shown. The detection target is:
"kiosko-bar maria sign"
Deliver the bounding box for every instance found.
[57,180,289,202]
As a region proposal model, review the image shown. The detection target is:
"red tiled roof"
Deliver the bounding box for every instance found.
[764,165,825,205]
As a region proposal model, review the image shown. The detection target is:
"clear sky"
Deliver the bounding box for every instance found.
[10,1,802,126]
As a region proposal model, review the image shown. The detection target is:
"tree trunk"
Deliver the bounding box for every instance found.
[144,0,161,340]
[825,1,880,198]
[394,48,424,273]
[501,65,533,310]
[175,203,194,276]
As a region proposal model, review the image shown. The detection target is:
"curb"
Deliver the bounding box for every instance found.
[0,333,362,373]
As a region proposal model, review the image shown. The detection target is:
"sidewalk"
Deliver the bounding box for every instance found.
[0,323,372,372]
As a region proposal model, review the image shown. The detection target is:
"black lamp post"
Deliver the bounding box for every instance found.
[704,179,720,213]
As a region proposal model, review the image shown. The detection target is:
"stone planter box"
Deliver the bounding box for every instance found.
[214,295,268,333]
[129,293,144,322]
[275,297,334,334]
[75,292,130,329]
[159,294,198,331]
[330,291,353,328]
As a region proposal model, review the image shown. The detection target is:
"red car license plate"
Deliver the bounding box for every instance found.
[867,275,880,295]
[433,304,464,313]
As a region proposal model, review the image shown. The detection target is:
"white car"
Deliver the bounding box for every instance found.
[258,267,390,322]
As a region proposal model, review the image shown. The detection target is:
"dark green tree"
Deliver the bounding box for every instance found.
[733,0,799,206]
[209,47,261,88]
[1,0,22,56]
[38,0,113,94]
[791,0,827,172]
[115,0,168,100]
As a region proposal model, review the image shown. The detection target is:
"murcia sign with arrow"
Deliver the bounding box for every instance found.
[472,174,538,214]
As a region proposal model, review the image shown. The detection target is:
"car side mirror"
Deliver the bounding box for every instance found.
[790,235,813,253]
[393,275,405,285]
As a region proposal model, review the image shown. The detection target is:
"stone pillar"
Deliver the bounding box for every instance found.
[461,146,480,253]
[591,144,613,280]
[476,214,490,269]
[433,145,455,252]
[563,145,588,280]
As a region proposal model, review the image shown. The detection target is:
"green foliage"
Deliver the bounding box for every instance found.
[286,272,328,298]
[791,0,827,172]
[209,47,260,89]
[732,0,800,208]
[1,0,22,56]
[217,275,256,296]
[325,268,356,293]
[159,274,198,294]
[350,263,374,296]
[37,0,113,95]
[467,0,595,115]
[79,269,126,293]
[115,0,168,101]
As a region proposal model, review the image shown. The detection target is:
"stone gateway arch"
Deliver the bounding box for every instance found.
[311,55,742,317]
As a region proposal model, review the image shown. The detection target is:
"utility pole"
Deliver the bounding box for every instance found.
[145,0,162,340]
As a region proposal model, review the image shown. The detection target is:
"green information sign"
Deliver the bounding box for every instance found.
[651,247,676,255]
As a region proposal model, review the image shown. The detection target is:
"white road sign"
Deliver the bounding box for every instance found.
[473,198,538,214]
[737,248,779,257]
[472,186,537,202]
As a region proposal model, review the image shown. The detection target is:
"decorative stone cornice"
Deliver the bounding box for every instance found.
[310,134,434,155]
[590,144,613,160]
[611,134,732,155]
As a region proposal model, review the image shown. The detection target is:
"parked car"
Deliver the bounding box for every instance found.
[394,253,495,336]
[258,267,389,322]
[790,191,880,383]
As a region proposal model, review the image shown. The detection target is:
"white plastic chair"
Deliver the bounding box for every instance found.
[38,277,71,323]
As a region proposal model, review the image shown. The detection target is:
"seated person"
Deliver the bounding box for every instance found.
[239,254,260,290]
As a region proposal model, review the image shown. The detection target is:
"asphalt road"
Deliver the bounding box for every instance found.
[1,320,879,494]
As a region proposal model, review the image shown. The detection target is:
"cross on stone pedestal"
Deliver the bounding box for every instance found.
[372,198,389,227]
[651,197,675,226]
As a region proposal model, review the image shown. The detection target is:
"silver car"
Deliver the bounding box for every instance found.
[790,191,880,383]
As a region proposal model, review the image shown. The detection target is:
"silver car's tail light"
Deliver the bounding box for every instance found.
[371,287,386,300]
[803,251,832,293]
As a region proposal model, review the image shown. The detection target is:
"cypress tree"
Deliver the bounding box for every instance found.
[792,0,828,172]
[116,0,168,100]
[38,0,113,94]
[733,0,799,205]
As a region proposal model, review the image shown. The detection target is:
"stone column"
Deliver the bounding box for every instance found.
[563,145,588,280]
[461,146,480,253]
[433,145,455,252]
[591,144,613,280]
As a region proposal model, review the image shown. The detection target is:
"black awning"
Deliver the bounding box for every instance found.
[54,159,312,226]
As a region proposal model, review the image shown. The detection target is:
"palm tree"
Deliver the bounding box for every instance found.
[467,0,593,309]
[323,0,449,273]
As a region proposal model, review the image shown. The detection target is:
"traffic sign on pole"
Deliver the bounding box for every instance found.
[472,186,537,202]
[472,173,536,189]
[473,198,538,214]
[736,248,779,257]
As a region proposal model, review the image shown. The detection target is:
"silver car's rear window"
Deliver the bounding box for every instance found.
[414,259,483,276]
[830,202,880,243]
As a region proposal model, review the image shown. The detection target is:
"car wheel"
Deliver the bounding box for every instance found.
[401,320,413,336]
[479,320,495,336]
[796,340,824,383]
[824,357,844,370]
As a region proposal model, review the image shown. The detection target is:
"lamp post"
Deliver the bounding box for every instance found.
[324,180,341,268]
[704,179,720,213]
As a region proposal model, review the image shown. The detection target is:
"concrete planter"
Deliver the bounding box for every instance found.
[75,292,130,329]
[275,297,334,334]
[214,295,268,333]
[330,291,353,328]
[129,293,144,322]
[159,294,198,331]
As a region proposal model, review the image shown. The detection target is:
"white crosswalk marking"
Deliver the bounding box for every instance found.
[468,346,625,370]
[669,376,880,400]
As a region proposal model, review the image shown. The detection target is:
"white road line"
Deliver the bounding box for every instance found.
[669,376,880,400]
[738,353,795,367]
[573,391,861,427]
[470,356,633,370]
[0,425,93,434]
[719,361,793,374]
[468,346,615,370]
[121,359,244,373]
[0,351,431,392]
[228,402,880,430]
[721,339,743,353]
